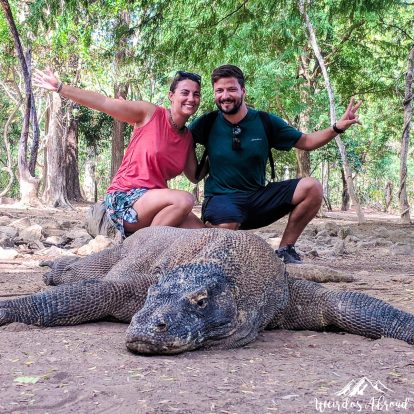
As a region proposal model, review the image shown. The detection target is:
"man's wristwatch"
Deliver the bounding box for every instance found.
[332,122,345,134]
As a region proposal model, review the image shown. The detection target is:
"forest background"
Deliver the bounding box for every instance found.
[0,0,413,223]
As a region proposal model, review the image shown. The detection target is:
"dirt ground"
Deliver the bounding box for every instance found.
[0,205,413,414]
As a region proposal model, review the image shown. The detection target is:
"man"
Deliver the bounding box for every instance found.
[190,64,361,264]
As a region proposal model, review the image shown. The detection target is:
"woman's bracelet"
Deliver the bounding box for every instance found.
[56,81,64,93]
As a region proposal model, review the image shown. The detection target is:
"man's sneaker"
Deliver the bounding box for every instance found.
[276,245,302,264]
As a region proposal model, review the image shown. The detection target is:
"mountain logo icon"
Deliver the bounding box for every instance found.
[335,376,393,397]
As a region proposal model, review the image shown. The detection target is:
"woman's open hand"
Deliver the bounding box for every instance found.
[33,68,60,92]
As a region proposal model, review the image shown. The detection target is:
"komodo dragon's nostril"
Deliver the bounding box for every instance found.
[154,321,168,332]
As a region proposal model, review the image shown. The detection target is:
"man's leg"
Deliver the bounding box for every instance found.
[279,177,323,247]
[207,179,321,264]
[201,194,245,230]
[179,212,206,229]
[206,222,240,230]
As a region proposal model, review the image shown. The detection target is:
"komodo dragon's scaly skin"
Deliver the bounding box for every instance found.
[0,227,413,354]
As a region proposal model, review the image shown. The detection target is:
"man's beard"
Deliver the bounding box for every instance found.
[216,98,242,115]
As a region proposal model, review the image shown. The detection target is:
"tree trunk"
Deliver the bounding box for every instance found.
[65,114,84,201]
[298,0,365,223]
[0,99,21,197]
[111,83,129,178]
[19,93,40,205]
[295,149,310,178]
[295,51,312,177]
[384,181,393,213]
[0,0,40,205]
[110,10,131,179]
[340,168,350,211]
[83,145,97,202]
[321,161,331,212]
[398,43,413,224]
[40,104,50,196]
[25,48,40,176]
[43,93,71,207]
[62,56,84,202]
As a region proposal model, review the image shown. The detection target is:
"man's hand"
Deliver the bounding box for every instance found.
[33,68,60,92]
[295,97,363,150]
[336,97,362,131]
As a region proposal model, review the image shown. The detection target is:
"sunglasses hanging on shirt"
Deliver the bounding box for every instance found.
[232,125,242,151]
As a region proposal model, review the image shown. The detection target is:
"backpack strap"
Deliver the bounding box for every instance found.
[258,111,276,181]
[195,110,219,181]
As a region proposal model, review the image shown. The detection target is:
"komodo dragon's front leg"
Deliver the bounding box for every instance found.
[42,245,124,286]
[272,279,414,344]
[0,274,156,327]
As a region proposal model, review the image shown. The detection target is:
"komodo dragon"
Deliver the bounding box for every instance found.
[0,227,413,354]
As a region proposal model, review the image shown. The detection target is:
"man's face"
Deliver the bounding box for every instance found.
[213,77,245,115]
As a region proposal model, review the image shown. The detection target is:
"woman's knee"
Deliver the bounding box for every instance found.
[171,190,195,214]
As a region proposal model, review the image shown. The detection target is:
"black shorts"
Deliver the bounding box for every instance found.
[201,179,300,230]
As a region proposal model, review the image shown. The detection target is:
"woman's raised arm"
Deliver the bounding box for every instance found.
[33,68,156,125]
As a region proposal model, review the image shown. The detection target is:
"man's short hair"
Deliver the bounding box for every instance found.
[211,65,245,88]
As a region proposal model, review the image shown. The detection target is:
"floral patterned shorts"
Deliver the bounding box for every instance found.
[104,188,148,237]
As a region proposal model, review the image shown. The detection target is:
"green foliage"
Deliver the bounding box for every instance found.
[76,105,113,196]
[77,105,113,148]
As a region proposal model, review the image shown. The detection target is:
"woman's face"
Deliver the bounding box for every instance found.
[169,79,201,118]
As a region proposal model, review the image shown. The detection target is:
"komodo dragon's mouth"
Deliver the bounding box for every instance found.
[126,337,194,355]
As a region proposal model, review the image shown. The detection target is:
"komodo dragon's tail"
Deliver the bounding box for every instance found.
[273,279,414,344]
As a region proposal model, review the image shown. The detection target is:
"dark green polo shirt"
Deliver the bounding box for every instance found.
[190,108,302,196]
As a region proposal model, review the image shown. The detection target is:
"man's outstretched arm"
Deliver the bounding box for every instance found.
[295,98,362,151]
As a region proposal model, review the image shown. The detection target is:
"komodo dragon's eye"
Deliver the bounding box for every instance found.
[196,298,207,308]
[189,290,208,309]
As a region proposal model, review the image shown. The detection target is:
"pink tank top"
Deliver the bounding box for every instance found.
[107,106,193,192]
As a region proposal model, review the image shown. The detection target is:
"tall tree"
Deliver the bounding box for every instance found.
[64,58,84,202]
[0,0,40,205]
[296,50,312,177]
[65,107,83,202]
[111,10,131,179]
[43,92,70,207]
[0,97,20,196]
[399,43,413,223]
[298,0,365,223]
[25,48,40,176]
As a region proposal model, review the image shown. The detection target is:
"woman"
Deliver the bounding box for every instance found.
[33,69,205,237]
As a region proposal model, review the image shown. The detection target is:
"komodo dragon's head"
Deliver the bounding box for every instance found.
[126,263,241,354]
